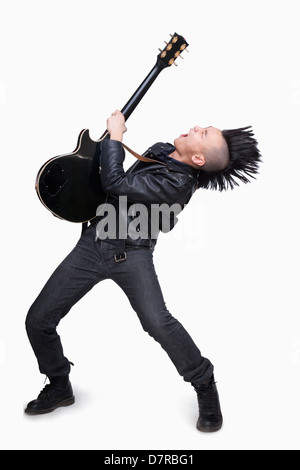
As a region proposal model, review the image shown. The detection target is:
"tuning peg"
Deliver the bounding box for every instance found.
[169,33,179,43]
[174,62,178,67]
[185,48,190,53]
[159,48,167,57]
[158,48,162,52]
[179,55,184,59]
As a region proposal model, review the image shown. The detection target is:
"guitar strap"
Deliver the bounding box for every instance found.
[122,143,163,164]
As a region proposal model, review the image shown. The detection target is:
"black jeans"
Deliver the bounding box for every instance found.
[26,224,213,385]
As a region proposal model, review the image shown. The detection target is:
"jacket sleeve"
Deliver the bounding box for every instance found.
[100,138,189,205]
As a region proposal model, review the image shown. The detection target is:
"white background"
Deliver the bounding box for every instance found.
[1,0,299,450]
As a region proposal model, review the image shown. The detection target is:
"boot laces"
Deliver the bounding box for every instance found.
[196,380,218,414]
[38,383,55,400]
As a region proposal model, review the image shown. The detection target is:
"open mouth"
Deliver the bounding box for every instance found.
[180,134,188,138]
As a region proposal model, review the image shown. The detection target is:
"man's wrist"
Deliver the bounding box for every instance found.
[109,132,123,142]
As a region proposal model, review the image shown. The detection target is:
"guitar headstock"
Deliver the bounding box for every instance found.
[157,33,189,68]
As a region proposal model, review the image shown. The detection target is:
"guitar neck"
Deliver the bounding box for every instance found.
[121,61,165,121]
[98,33,189,140]
[99,61,164,140]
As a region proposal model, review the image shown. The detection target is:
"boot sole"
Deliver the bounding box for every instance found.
[197,420,223,433]
[25,396,75,416]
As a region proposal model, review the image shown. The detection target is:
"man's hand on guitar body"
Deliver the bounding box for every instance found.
[107,110,127,142]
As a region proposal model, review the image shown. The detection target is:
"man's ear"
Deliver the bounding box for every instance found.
[191,154,206,168]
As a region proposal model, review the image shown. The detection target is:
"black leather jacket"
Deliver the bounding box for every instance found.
[98,138,200,248]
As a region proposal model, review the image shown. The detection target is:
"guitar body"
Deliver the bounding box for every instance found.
[36,130,107,223]
[35,33,188,223]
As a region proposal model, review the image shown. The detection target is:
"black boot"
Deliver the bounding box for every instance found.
[193,375,223,433]
[25,377,75,415]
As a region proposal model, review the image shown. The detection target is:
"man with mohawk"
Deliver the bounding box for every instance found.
[25,110,261,433]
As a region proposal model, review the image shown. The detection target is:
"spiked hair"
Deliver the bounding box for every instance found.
[197,126,262,191]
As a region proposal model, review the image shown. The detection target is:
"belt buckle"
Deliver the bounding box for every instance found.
[114,252,127,263]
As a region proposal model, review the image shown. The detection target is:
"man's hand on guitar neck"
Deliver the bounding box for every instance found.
[107,110,127,142]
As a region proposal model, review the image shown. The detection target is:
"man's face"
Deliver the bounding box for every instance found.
[174,126,225,158]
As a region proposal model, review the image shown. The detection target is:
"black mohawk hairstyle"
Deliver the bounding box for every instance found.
[197,126,262,191]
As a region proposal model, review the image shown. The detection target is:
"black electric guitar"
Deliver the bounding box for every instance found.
[35,33,189,223]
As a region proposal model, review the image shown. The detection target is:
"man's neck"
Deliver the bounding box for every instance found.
[169,149,184,163]
[169,149,199,170]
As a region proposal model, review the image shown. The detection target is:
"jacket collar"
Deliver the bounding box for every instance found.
[143,142,200,179]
